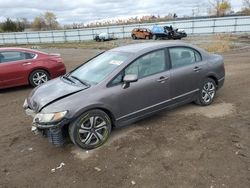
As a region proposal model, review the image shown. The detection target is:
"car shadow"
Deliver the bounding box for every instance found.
[0,85,32,94]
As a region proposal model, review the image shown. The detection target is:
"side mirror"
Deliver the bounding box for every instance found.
[122,74,138,89]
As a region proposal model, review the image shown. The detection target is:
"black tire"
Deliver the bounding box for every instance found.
[145,35,150,40]
[195,78,217,106]
[69,109,112,150]
[29,69,50,87]
[153,35,157,40]
[132,34,136,40]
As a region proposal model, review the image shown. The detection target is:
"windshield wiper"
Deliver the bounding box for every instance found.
[62,75,75,83]
[70,75,90,87]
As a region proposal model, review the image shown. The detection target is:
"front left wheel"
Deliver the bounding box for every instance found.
[69,109,112,150]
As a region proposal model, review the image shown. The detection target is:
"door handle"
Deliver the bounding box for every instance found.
[23,62,32,66]
[157,76,169,83]
[193,66,201,72]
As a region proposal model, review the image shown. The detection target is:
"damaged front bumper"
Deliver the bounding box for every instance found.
[25,107,69,146]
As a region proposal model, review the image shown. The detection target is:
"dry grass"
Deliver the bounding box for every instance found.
[3,40,120,50]
[198,34,233,53]
[2,34,239,53]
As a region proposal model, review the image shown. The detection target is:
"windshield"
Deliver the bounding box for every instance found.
[70,51,130,85]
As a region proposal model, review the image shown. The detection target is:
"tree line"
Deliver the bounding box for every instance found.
[0,11,59,32]
[0,0,250,32]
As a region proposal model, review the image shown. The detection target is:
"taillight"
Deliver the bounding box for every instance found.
[49,57,63,64]
[48,53,62,62]
[56,57,63,63]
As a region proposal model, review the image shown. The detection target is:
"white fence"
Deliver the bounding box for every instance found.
[0,16,250,45]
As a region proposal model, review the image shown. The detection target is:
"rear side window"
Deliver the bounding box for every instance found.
[24,52,36,59]
[169,47,202,69]
[0,51,36,63]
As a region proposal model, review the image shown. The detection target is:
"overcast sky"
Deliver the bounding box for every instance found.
[0,0,243,24]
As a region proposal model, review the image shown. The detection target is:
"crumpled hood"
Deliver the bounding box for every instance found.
[28,77,87,112]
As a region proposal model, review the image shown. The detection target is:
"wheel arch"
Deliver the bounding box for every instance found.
[71,105,117,128]
[28,67,51,80]
[96,107,116,128]
[27,68,51,86]
[207,74,218,86]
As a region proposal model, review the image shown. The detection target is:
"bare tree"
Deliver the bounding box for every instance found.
[242,0,250,14]
[32,11,59,31]
[44,11,59,30]
[208,0,231,16]
[243,0,250,7]
[32,16,46,31]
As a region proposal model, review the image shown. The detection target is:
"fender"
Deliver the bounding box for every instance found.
[71,103,117,127]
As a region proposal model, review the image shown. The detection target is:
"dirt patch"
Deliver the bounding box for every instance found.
[71,126,144,161]
[71,147,94,161]
[173,102,235,118]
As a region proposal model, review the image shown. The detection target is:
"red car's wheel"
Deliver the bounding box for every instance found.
[29,69,50,87]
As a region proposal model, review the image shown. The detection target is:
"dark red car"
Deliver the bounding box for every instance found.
[0,48,66,89]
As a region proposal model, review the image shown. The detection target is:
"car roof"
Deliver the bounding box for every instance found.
[109,41,195,54]
[0,47,47,54]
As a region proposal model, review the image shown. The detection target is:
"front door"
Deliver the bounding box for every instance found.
[108,49,171,122]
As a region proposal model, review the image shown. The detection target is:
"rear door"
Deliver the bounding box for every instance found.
[0,51,36,88]
[107,49,171,122]
[168,46,205,103]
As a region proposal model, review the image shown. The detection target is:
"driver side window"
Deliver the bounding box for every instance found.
[111,50,166,85]
[126,49,165,78]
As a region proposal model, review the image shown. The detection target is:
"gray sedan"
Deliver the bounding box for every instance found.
[24,42,225,149]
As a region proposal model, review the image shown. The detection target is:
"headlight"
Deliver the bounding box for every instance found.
[34,111,67,124]
[23,99,28,109]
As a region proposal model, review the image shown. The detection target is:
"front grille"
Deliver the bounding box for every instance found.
[47,128,65,146]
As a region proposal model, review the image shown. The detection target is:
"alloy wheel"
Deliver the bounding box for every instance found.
[78,115,109,146]
[201,81,216,103]
[32,72,48,86]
